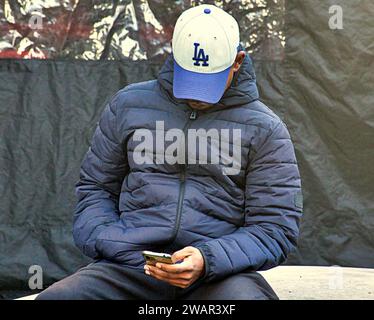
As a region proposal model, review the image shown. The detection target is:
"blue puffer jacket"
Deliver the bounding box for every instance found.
[73,50,303,282]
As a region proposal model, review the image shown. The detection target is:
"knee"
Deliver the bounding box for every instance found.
[36,283,83,300]
[212,273,278,300]
[35,287,63,300]
[227,272,279,300]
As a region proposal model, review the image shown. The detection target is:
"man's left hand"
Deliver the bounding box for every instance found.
[144,246,205,288]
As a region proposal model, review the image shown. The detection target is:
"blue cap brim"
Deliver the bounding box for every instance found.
[173,60,231,104]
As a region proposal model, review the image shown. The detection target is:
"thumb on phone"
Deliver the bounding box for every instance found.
[171,246,195,264]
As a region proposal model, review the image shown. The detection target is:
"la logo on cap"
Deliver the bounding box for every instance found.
[193,43,209,67]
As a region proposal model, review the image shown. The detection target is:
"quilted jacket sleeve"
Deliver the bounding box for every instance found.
[197,120,303,282]
[73,92,128,259]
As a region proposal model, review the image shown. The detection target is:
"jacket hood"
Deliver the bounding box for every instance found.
[157,44,259,108]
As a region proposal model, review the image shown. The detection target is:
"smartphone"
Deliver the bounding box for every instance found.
[142,250,173,266]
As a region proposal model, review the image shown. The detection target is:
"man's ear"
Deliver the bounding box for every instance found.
[233,51,246,72]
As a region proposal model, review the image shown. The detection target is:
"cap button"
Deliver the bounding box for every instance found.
[204,8,211,14]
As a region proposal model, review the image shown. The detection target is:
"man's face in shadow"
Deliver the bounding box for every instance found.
[186,51,246,110]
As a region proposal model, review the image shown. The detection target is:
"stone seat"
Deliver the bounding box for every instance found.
[15,265,374,300]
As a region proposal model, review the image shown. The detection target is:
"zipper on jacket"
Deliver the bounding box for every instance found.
[170,109,198,242]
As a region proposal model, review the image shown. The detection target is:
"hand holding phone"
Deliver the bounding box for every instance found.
[142,246,205,289]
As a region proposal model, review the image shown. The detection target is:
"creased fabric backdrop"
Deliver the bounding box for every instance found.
[0,0,373,299]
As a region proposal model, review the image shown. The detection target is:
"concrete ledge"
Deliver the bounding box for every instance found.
[259,266,374,300]
[15,266,374,300]
[15,294,39,300]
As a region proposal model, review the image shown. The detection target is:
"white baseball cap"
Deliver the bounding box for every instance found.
[172,4,240,104]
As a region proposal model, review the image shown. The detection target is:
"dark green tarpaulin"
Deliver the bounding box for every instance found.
[0,0,373,298]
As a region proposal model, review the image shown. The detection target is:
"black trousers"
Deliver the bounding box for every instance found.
[36,259,278,300]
